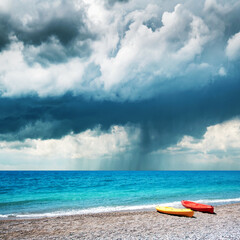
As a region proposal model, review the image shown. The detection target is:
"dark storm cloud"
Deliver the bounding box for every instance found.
[107,0,129,6]
[23,38,92,66]
[0,14,11,50]
[1,70,240,156]
[15,19,79,46]
[0,3,95,64]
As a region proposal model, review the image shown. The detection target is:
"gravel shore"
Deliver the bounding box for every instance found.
[1,203,240,240]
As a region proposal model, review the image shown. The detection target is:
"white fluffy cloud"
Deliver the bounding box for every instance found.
[98,4,211,92]
[0,125,140,169]
[0,41,87,97]
[174,118,240,152]
[0,0,239,100]
[155,118,240,168]
[226,32,240,61]
[146,118,240,169]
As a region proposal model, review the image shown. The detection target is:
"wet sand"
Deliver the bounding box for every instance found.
[1,203,240,240]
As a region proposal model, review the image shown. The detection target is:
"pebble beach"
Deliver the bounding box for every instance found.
[1,203,240,240]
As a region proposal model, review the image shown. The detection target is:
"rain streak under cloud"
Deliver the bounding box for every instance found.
[0,0,240,170]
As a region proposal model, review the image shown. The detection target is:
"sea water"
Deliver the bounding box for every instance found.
[0,171,240,219]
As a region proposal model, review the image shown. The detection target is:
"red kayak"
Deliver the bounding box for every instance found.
[181,200,214,213]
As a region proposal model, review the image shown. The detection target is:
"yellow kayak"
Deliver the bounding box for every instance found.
[156,206,194,217]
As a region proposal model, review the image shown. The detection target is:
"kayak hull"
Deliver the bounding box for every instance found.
[181,200,214,214]
[156,206,194,217]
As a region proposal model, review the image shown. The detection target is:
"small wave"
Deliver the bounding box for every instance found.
[0,201,180,219]
[1,197,239,219]
[193,197,240,205]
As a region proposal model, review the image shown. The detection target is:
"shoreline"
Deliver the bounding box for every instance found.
[1,203,240,239]
[1,198,240,221]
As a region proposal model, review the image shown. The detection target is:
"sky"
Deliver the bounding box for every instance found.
[0,0,240,170]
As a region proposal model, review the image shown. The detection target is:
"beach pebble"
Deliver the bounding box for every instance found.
[0,204,240,240]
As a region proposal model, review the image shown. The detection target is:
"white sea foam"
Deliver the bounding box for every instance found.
[0,202,180,219]
[194,198,240,204]
[1,197,240,219]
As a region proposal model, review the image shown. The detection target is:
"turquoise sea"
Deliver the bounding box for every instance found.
[0,171,240,219]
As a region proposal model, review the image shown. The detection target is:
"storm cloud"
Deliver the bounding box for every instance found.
[1,72,240,161]
[0,0,240,169]
[0,0,95,64]
[0,0,239,99]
